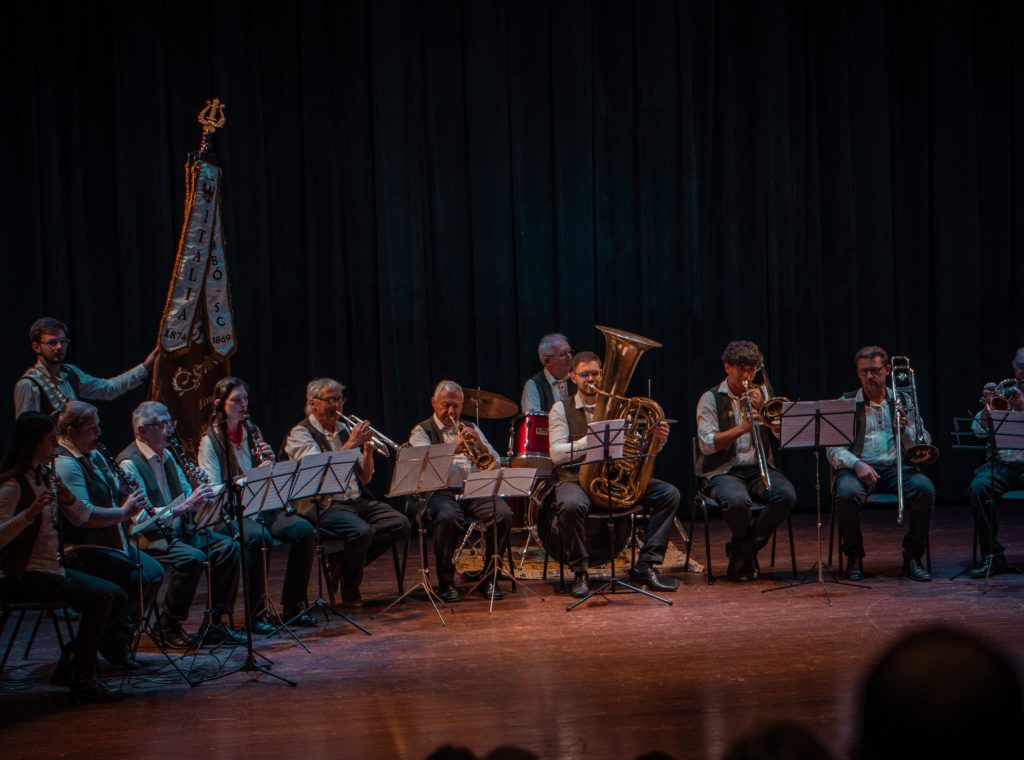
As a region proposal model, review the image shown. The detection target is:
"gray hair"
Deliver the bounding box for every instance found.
[132,401,170,433]
[305,377,345,416]
[537,333,569,363]
[58,400,98,435]
[432,380,463,398]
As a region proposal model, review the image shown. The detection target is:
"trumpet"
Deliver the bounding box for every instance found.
[985,379,1023,411]
[337,412,400,458]
[446,415,497,471]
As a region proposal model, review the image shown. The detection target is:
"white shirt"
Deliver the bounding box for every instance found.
[284,415,363,502]
[14,359,149,417]
[121,440,193,506]
[972,409,1024,464]
[199,426,258,486]
[695,381,758,477]
[0,472,90,577]
[827,389,924,470]
[407,415,500,488]
[520,368,572,414]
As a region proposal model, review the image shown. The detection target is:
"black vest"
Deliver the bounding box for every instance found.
[283,418,370,499]
[415,416,445,445]
[553,401,590,483]
[0,473,44,579]
[55,446,124,551]
[528,371,576,414]
[117,442,187,536]
[205,426,260,482]
[841,390,895,459]
[21,365,80,417]
[698,386,775,476]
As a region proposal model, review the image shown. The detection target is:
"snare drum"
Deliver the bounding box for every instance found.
[508,412,553,474]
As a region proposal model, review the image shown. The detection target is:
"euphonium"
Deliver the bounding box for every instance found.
[579,326,664,510]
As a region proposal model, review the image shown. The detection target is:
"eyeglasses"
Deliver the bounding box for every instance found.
[574,370,601,379]
[144,419,176,431]
[1012,361,1024,371]
[40,338,71,348]
[857,366,887,376]
[316,395,346,405]
[545,350,573,360]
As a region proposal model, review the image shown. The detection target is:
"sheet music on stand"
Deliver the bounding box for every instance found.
[950,417,988,451]
[989,410,1024,452]
[241,461,299,517]
[459,467,538,500]
[779,399,856,449]
[318,450,360,496]
[194,484,229,530]
[290,451,333,499]
[581,419,628,463]
[386,442,456,498]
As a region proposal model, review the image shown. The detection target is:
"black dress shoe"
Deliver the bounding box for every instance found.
[283,610,319,627]
[968,553,1008,579]
[629,566,677,592]
[155,618,194,650]
[479,580,503,600]
[571,572,590,598]
[903,557,932,582]
[437,584,460,603]
[727,553,753,582]
[69,677,125,704]
[199,624,246,646]
[250,618,278,636]
[844,558,864,582]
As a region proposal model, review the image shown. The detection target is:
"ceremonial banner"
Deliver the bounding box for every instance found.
[150,100,237,455]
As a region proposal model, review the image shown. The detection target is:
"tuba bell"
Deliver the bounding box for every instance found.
[579,326,665,510]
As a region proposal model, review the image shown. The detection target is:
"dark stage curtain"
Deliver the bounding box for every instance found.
[2,0,1022,505]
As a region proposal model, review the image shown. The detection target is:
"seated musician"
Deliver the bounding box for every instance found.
[283,378,409,608]
[119,400,245,648]
[967,346,1024,577]
[408,380,512,603]
[520,333,575,413]
[198,377,318,630]
[549,351,679,597]
[14,316,156,417]
[695,341,796,582]
[0,412,127,702]
[825,346,935,582]
[53,401,166,663]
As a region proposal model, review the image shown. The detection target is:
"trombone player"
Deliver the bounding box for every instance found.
[966,346,1024,578]
[826,346,935,582]
[696,341,796,582]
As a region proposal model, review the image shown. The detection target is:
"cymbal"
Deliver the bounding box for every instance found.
[461,388,519,419]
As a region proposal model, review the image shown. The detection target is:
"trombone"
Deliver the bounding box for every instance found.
[741,380,773,491]
[337,412,401,458]
[890,356,940,525]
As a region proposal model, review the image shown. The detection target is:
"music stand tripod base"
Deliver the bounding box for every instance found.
[566,574,673,611]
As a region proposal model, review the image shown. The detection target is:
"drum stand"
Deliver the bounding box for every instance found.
[567,430,672,611]
[375,495,452,626]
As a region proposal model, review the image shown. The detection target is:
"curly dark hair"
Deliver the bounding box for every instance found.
[720,340,763,367]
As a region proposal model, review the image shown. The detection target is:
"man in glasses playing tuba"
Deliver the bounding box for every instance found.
[695,340,796,582]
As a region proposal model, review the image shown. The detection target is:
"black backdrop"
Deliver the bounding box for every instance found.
[2,0,1022,506]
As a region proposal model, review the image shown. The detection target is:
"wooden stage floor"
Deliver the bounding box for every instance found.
[2,504,1023,760]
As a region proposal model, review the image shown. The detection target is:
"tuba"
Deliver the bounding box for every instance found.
[579,326,665,510]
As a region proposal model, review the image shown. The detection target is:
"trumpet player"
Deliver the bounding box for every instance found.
[550,352,678,598]
[15,317,157,417]
[119,400,245,648]
[408,380,511,603]
[200,377,317,629]
[826,346,935,582]
[283,378,409,608]
[966,346,1024,578]
[696,341,796,582]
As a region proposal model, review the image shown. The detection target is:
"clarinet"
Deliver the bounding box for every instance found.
[43,459,67,563]
[241,413,271,464]
[94,442,174,545]
[169,434,210,485]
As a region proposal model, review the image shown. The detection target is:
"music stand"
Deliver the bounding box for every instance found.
[951,411,1024,591]
[461,467,547,612]
[285,450,370,635]
[764,399,867,603]
[567,420,673,611]
[375,443,456,626]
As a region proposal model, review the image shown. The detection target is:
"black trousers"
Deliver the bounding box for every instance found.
[706,465,797,561]
[312,498,410,591]
[238,509,316,617]
[0,569,127,681]
[63,544,164,644]
[139,529,240,621]
[554,478,680,573]
[968,459,1024,555]
[427,491,512,587]
[835,463,934,561]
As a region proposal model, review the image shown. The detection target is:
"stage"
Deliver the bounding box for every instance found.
[2,503,1022,759]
